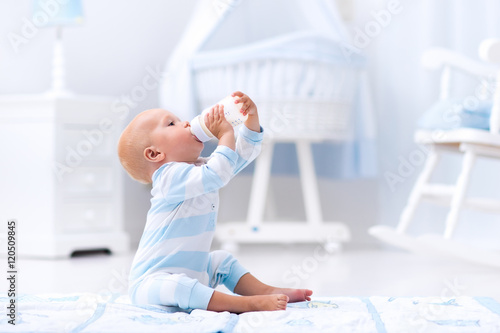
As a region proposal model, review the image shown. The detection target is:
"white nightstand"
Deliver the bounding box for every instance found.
[0,94,129,258]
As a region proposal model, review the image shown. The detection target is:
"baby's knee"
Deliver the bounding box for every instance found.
[128,274,214,310]
[210,249,235,262]
[209,250,238,272]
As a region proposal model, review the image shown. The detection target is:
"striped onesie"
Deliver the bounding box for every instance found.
[129,125,263,310]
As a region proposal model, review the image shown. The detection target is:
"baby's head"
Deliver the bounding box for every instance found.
[118,108,204,184]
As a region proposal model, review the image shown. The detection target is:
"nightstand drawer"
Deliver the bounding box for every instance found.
[61,202,114,232]
[62,167,113,194]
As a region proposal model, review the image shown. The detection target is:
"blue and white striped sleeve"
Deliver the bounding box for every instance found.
[152,146,237,203]
[152,125,264,202]
[233,125,264,174]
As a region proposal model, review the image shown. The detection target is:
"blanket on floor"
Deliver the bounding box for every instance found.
[1,294,499,332]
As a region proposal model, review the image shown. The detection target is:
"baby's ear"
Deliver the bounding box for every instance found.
[144,146,165,162]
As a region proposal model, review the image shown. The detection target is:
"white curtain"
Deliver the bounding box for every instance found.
[363,0,500,246]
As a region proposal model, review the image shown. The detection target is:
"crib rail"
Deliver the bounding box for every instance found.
[193,58,359,140]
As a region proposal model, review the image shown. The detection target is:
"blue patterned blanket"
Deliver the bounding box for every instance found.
[1,294,499,332]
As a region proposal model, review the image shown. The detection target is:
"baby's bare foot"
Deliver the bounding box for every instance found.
[250,294,289,311]
[270,288,313,302]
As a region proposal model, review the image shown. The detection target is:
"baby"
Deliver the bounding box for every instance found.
[118,91,312,313]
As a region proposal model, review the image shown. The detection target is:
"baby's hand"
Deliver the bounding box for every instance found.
[232,91,261,133]
[232,91,257,117]
[205,104,233,140]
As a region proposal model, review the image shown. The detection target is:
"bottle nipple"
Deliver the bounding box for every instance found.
[190,115,213,143]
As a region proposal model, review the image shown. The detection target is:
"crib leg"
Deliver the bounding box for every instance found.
[247,141,274,228]
[443,147,476,239]
[296,140,323,225]
[397,147,440,233]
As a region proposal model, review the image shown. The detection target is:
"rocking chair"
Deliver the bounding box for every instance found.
[370,39,500,267]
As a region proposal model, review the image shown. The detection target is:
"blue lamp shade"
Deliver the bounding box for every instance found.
[32,0,84,27]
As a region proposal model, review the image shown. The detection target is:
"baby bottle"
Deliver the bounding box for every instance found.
[190,95,248,142]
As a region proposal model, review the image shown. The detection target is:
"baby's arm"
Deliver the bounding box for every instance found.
[156,94,262,203]
[230,92,264,174]
[156,108,237,202]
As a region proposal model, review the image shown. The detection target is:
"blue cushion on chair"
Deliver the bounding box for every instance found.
[417,99,492,130]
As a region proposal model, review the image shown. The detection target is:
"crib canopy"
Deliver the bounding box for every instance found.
[159,0,377,178]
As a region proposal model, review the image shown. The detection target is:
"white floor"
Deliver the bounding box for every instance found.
[10,245,500,301]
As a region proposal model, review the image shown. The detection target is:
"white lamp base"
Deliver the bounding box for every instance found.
[48,26,72,98]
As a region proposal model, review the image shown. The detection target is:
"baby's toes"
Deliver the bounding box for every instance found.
[277,295,289,310]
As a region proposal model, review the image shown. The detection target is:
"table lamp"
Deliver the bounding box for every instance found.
[32,0,84,97]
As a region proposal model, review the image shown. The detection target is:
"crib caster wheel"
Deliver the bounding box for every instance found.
[323,241,342,254]
[222,241,240,253]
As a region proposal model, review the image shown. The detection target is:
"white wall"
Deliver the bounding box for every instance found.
[352,0,500,250]
[1,0,197,95]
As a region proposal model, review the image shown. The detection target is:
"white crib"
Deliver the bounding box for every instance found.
[189,34,362,251]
